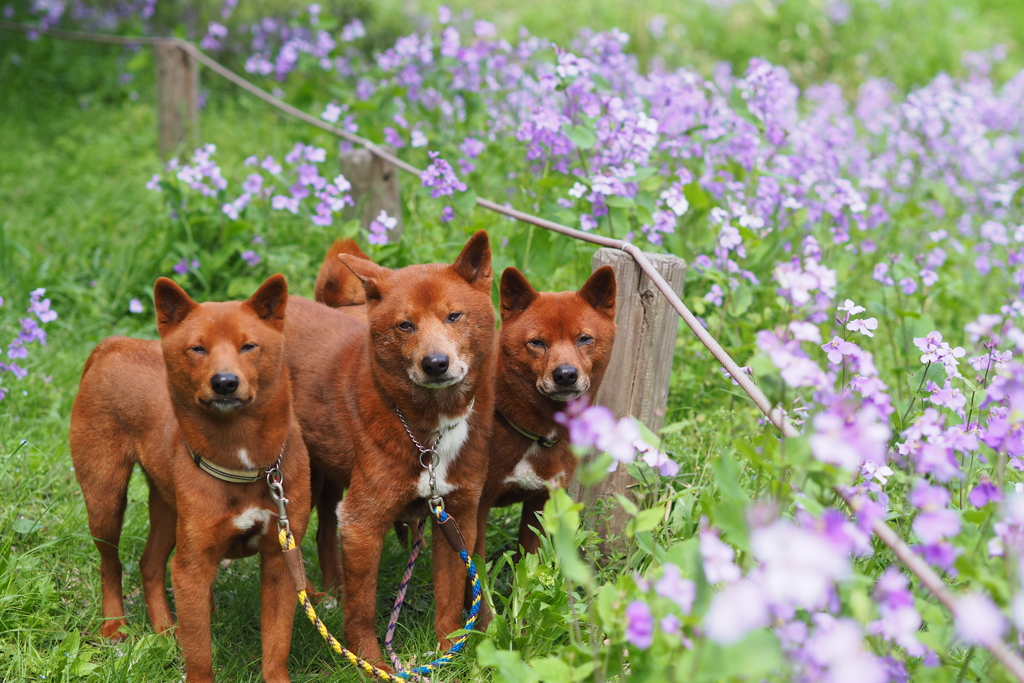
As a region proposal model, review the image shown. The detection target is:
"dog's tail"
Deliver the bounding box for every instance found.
[314,238,371,308]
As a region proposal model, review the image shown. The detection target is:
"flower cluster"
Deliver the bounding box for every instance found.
[1,289,58,401]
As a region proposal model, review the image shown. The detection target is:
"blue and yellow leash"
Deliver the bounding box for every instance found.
[266,424,482,681]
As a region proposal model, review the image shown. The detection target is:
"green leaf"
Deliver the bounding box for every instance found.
[660,421,689,435]
[627,505,665,536]
[453,188,478,216]
[529,656,571,682]
[576,452,613,486]
[478,640,540,683]
[14,517,37,534]
[908,361,945,394]
[615,493,640,517]
[604,195,635,209]
[564,124,597,150]
[694,630,784,681]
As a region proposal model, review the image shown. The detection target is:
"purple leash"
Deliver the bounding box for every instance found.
[384,517,428,680]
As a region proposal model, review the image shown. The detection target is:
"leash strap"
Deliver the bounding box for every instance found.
[384,518,427,675]
[275,506,480,681]
[499,411,559,448]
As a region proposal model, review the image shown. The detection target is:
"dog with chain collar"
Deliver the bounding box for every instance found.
[69,274,311,683]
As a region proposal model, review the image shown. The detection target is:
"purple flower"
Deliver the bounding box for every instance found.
[624,600,654,649]
[847,317,879,337]
[272,195,300,214]
[368,210,398,246]
[128,299,143,314]
[910,482,960,544]
[955,593,1007,645]
[899,277,918,295]
[704,284,724,306]
[242,174,263,194]
[146,174,161,191]
[810,405,890,471]
[384,127,405,149]
[660,614,681,635]
[873,263,894,286]
[641,446,679,476]
[420,152,467,198]
[821,336,857,364]
[655,564,695,614]
[969,477,1002,508]
[410,130,428,148]
[29,293,57,323]
[700,529,740,584]
[321,103,343,123]
[241,250,261,267]
[704,580,769,644]
[440,206,455,223]
[460,137,486,158]
[173,258,190,275]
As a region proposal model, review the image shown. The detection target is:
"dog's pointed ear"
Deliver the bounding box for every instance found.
[154,277,198,336]
[499,268,539,323]
[246,274,288,330]
[452,230,492,290]
[340,254,391,303]
[578,266,617,319]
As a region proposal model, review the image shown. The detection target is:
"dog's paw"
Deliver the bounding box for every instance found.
[100,618,128,641]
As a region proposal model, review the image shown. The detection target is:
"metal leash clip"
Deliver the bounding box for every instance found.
[265,454,290,535]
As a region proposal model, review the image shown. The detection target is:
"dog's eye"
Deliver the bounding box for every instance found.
[188,345,207,355]
[397,321,415,332]
[578,334,594,346]
[446,312,463,324]
[241,343,258,353]
[528,338,546,349]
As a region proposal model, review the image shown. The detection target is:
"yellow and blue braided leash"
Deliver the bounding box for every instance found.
[278,505,481,681]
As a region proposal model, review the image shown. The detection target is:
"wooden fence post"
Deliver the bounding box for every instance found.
[156,42,199,158]
[574,248,686,544]
[339,147,403,242]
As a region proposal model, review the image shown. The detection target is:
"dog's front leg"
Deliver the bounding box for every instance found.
[259,549,296,683]
[515,492,548,561]
[171,540,220,682]
[432,496,479,649]
[338,489,390,666]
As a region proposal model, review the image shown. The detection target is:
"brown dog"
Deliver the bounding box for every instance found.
[477,266,616,562]
[312,247,616,619]
[69,275,310,683]
[283,231,496,666]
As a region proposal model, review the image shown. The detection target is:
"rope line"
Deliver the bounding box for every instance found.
[384,518,428,676]
[4,19,1023,680]
[278,507,480,681]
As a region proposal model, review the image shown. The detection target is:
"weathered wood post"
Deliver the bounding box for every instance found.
[339,147,403,242]
[574,248,686,543]
[156,41,199,158]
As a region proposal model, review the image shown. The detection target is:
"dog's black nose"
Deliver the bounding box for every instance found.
[421,354,450,378]
[553,364,578,387]
[211,373,239,395]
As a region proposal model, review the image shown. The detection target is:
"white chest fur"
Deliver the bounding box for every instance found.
[232,506,273,548]
[416,401,474,499]
[503,430,562,490]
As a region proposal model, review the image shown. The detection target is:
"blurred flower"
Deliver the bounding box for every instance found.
[624,600,654,649]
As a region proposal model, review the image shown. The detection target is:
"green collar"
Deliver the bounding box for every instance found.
[499,411,559,448]
[188,443,284,484]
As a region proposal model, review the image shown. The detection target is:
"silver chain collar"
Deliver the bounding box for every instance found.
[395,407,455,512]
